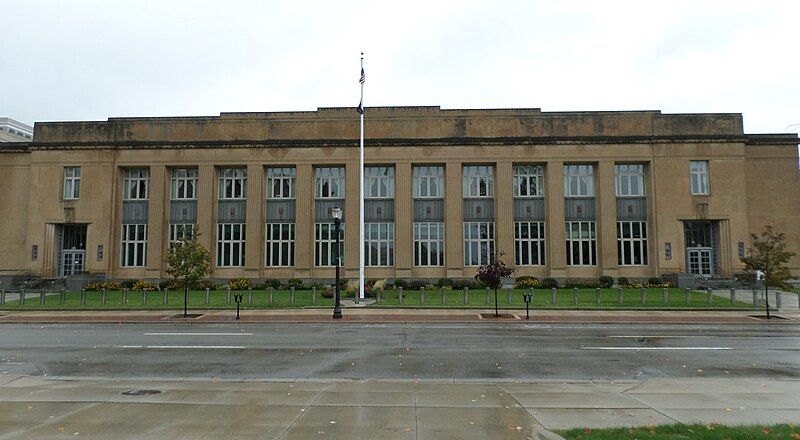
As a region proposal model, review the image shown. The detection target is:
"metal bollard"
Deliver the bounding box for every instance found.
[529,289,535,305]
[464,287,468,305]
[20,290,25,305]
[121,289,127,305]
[551,287,556,305]
[729,288,736,306]
[226,286,231,304]
[752,289,758,307]
[640,287,646,304]
[290,287,295,304]
[441,287,445,304]
[618,288,623,305]
[596,287,601,305]
[60,288,65,305]
[1,289,5,306]
[101,289,107,306]
[269,287,274,304]
[40,289,46,305]
[663,288,668,305]
[420,287,425,304]
[248,287,253,305]
[573,287,579,305]
[355,287,360,304]
[80,289,86,306]
[507,289,512,305]
[142,290,148,305]
[398,287,403,305]
[376,289,381,304]
[485,287,490,305]
[776,291,782,309]
[707,288,713,305]
[312,287,317,305]
[205,288,210,305]
[163,289,168,305]
[686,288,691,305]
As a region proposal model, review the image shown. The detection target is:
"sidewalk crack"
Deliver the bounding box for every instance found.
[275,382,332,440]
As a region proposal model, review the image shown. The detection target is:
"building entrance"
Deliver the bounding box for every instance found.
[683,221,717,277]
[57,224,87,277]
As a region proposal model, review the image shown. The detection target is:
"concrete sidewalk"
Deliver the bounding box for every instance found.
[0,307,798,325]
[0,375,797,439]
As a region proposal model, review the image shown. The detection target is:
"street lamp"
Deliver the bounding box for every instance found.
[332,205,343,319]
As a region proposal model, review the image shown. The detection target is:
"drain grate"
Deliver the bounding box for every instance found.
[167,313,205,319]
[749,314,789,320]
[121,389,162,396]
[479,313,517,319]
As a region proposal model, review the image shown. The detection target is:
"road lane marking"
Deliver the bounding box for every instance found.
[581,347,732,350]
[606,335,711,338]
[144,332,253,336]
[116,345,246,349]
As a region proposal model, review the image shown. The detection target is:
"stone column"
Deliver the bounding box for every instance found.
[597,160,618,275]
[294,163,313,279]
[196,165,216,254]
[146,164,166,279]
[495,161,514,260]
[546,161,565,278]
[394,162,412,278]
[445,162,463,278]
[245,164,263,277]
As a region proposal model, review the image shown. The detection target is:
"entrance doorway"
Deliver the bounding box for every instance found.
[57,224,87,277]
[683,221,717,277]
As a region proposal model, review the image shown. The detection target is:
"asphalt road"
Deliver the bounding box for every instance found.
[0,322,798,381]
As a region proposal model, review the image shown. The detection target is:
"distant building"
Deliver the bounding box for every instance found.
[0,117,33,142]
[0,107,798,285]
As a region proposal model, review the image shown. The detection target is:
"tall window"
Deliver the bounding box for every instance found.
[365,222,394,266]
[615,164,645,197]
[690,161,709,195]
[170,168,197,200]
[315,223,344,266]
[618,221,648,266]
[515,222,545,266]
[413,166,444,198]
[464,222,494,266]
[123,168,149,200]
[513,165,544,197]
[63,167,81,200]
[169,224,195,247]
[463,165,494,197]
[267,167,295,199]
[121,224,147,267]
[365,166,394,198]
[217,224,245,267]
[566,221,596,266]
[564,165,594,197]
[315,167,345,198]
[414,222,444,267]
[266,223,295,267]
[219,168,247,199]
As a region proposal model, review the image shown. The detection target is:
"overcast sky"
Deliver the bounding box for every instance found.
[1,0,798,134]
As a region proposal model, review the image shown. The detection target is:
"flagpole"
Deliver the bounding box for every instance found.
[358,53,365,300]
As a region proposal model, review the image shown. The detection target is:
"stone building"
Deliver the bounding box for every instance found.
[0,106,797,286]
[0,117,33,142]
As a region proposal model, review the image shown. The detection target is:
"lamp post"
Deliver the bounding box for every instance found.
[332,205,343,319]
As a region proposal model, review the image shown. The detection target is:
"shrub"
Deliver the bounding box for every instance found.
[120,280,136,289]
[564,279,602,289]
[227,278,252,290]
[617,277,630,286]
[540,278,559,289]
[306,282,325,290]
[372,279,387,292]
[322,288,334,298]
[599,276,614,288]
[159,279,181,290]
[192,279,217,290]
[514,277,541,289]
[647,277,662,285]
[437,278,454,288]
[286,278,303,288]
[130,280,158,291]
[261,278,282,289]
[393,279,408,289]
[405,280,428,290]
[83,281,122,291]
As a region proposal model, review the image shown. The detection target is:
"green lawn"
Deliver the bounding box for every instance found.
[557,424,799,439]
[0,288,753,310]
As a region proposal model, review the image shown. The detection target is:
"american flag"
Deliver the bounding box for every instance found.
[359,67,365,84]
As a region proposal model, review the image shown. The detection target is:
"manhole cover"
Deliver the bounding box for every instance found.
[749,315,789,320]
[479,313,517,319]
[167,314,205,319]
[121,389,162,396]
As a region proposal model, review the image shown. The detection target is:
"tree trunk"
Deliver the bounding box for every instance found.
[184,285,189,317]
[494,287,498,317]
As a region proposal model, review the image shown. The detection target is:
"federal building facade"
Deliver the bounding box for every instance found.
[0,107,798,285]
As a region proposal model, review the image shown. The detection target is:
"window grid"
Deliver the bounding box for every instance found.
[216,223,246,267]
[364,166,395,198]
[617,221,648,266]
[265,223,295,267]
[365,222,394,266]
[462,165,494,198]
[515,221,546,266]
[414,222,445,267]
[690,161,709,195]
[266,167,296,199]
[563,164,594,197]
[413,166,444,198]
[315,167,345,199]
[615,164,645,197]
[218,168,247,200]
[121,224,147,267]
[315,223,345,267]
[170,168,197,200]
[463,221,495,266]
[565,221,597,266]
[123,168,149,200]
[513,165,544,197]
[169,224,195,248]
[63,167,81,200]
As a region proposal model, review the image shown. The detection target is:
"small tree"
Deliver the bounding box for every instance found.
[741,226,796,318]
[475,251,515,317]
[165,227,213,317]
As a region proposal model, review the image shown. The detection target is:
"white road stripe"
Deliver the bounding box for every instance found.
[144,332,253,336]
[606,335,710,338]
[116,345,246,349]
[581,347,732,350]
